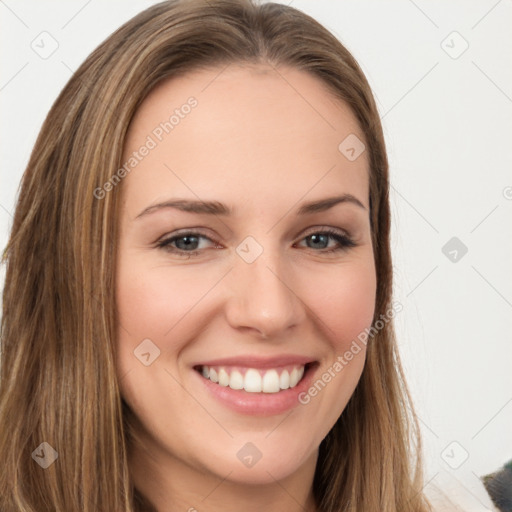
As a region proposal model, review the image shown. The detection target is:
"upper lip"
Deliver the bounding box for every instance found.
[193,354,317,369]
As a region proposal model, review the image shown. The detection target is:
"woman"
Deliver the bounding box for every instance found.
[0,0,436,510]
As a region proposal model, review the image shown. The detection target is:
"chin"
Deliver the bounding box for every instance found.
[198,436,317,485]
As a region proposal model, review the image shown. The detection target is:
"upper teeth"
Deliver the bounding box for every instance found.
[200,365,305,393]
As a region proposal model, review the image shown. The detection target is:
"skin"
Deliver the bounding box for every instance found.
[115,63,376,512]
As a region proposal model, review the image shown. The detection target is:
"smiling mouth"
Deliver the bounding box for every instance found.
[194,362,316,393]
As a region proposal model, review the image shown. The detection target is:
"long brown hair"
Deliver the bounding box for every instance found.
[0,1,432,510]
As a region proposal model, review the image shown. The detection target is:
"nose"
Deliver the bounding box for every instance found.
[223,245,306,340]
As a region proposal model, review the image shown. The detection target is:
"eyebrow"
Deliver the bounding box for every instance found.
[135,193,367,220]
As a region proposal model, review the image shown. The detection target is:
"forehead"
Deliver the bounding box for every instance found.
[121,64,369,213]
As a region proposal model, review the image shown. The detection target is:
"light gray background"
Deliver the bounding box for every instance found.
[1,1,511,508]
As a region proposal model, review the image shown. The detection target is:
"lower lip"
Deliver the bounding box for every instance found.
[193,363,318,416]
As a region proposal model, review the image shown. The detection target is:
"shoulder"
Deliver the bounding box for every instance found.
[424,473,499,512]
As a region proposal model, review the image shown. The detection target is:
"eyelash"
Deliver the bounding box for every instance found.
[155,228,356,257]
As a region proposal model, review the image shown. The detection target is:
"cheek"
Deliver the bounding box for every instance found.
[116,260,216,340]
[114,261,214,419]
[307,259,377,352]
[289,258,376,451]
[114,258,218,397]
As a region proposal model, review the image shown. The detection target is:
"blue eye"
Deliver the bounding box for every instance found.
[156,232,211,257]
[299,229,356,253]
[156,228,356,257]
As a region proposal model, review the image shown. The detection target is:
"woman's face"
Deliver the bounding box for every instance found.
[115,64,376,486]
